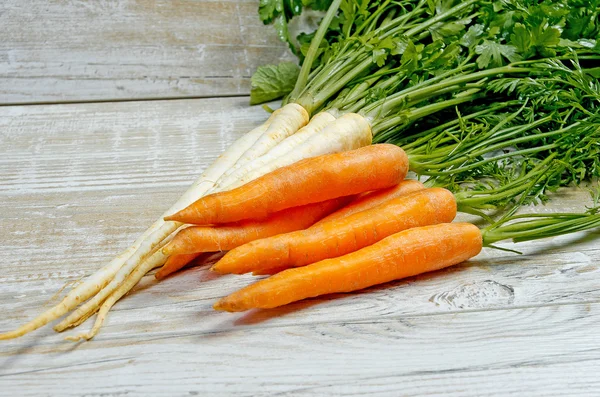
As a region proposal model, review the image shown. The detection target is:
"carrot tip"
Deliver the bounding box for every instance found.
[210,264,228,273]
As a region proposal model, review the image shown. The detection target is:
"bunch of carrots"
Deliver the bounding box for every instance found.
[2,143,599,340]
[160,144,476,312]
[2,0,599,341]
[161,144,600,313]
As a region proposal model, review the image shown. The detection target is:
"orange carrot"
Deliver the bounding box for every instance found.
[252,266,290,276]
[212,187,457,275]
[165,144,408,225]
[214,223,482,312]
[162,197,352,256]
[156,251,228,280]
[313,179,425,225]
[155,253,204,280]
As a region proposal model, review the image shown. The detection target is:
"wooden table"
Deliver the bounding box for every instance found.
[1,1,599,396]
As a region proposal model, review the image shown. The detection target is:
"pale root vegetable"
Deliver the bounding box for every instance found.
[0,252,128,340]
[66,248,170,341]
[0,110,288,340]
[221,113,373,191]
[213,112,336,190]
[57,110,317,330]
[166,144,407,225]
[53,235,172,332]
[163,197,351,256]
[0,106,387,341]
[155,253,203,280]
[53,234,174,332]
[314,179,425,225]
[52,104,313,334]
[213,223,483,312]
[212,187,456,275]
[212,103,309,187]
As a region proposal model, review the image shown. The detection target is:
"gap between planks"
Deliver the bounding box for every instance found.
[0,93,254,107]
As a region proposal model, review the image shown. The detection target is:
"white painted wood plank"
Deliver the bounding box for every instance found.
[0,0,295,104]
[1,302,599,396]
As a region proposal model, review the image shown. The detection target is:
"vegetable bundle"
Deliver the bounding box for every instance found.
[1,0,599,340]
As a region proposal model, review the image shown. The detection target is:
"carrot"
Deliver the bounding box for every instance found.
[313,179,425,225]
[155,251,232,280]
[162,197,351,256]
[159,252,231,279]
[212,187,457,275]
[165,144,408,225]
[252,266,290,276]
[213,223,482,312]
[155,253,203,280]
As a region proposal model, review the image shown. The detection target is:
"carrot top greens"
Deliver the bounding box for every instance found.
[254,0,600,108]
[253,0,600,218]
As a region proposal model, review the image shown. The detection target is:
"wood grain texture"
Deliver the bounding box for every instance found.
[0,0,295,104]
[1,97,599,396]
[1,302,599,396]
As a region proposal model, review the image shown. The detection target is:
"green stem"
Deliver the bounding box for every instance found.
[372,92,482,137]
[288,0,343,103]
[403,0,478,37]
[378,0,428,39]
[411,121,571,171]
[422,144,558,177]
[294,0,479,115]
[342,73,408,114]
[302,57,374,113]
[313,55,369,96]
[353,0,394,37]
[398,102,521,149]
[331,64,393,109]
[363,65,532,120]
[453,155,558,209]
[482,212,600,246]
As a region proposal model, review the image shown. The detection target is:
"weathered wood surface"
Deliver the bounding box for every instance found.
[1,98,599,396]
[0,0,294,104]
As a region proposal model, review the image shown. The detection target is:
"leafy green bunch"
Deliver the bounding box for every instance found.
[253,0,600,106]
[258,0,334,56]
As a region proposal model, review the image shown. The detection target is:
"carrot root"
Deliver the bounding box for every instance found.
[212,187,457,275]
[314,179,425,225]
[163,197,351,256]
[214,223,483,312]
[155,253,203,280]
[166,144,408,225]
